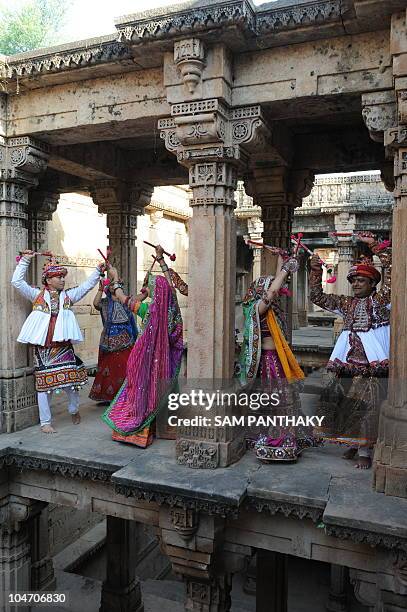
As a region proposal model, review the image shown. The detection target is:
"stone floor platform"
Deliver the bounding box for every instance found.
[1,400,407,549]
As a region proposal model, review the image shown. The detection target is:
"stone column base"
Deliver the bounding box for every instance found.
[0,371,38,433]
[176,431,245,469]
[374,400,407,498]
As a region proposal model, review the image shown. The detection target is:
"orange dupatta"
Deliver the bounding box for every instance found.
[266,309,304,383]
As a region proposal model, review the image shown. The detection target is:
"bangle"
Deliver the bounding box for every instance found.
[111,282,123,294]
[281,258,299,273]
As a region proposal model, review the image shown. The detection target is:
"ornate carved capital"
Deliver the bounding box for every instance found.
[0,136,49,186]
[90,179,153,215]
[362,91,396,144]
[28,189,60,220]
[159,101,271,170]
[0,494,45,534]
[174,38,206,94]
[245,166,314,209]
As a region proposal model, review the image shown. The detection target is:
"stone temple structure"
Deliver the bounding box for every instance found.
[1,0,407,610]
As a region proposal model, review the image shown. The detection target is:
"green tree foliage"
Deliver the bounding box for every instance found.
[0,0,72,56]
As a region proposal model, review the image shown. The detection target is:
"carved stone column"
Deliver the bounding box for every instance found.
[291,271,299,330]
[0,494,44,611]
[99,516,143,612]
[0,137,49,433]
[28,504,55,592]
[27,189,59,286]
[245,167,314,341]
[256,550,287,612]
[366,15,407,497]
[297,255,308,327]
[160,37,270,467]
[91,180,153,294]
[326,565,349,612]
[245,167,314,275]
[159,507,249,612]
[332,213,358,296]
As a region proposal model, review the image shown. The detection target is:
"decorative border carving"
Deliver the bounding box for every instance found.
[7,41,131,77]
[257,0,341,33]
[1,454,112,482]
[116,1,256,43]
[114,483,239,518]
[247,497,323,523]
[324,524,407,552]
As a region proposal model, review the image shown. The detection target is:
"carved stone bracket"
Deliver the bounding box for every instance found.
[159,101,270,174]
[90,179,152,216]
[174,38,206,94]
[362,91,397,144]
[0,137,49,225]
[0,494,45,534]
[169,507,200,540]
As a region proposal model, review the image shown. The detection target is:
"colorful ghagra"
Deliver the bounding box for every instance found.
[89,293,138,402]
[238,276,317,456]
[102,275,183,447]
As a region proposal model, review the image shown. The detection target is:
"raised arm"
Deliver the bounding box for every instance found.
[11,253,41,302]
[67,264,105,304]
[169,269,188,296]
[93,281,104,310]
[369,238,391,306]
[257,253,297,316]
[309,255,350,315]
[106,265,147,315]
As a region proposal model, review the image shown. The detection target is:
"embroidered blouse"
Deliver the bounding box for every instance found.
[309,242,391,332]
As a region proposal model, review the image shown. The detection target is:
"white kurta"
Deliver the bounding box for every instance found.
[329,325,390,365]
[11,257,101,345]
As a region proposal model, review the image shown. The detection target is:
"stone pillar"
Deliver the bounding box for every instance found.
[91,180,153,294]
[297,256,308,327]
[245,167,314,341]
[245,167,314,275]
[368,14,407,497]
[27,189,59,285]
[332,213,358,296]
[28,504,55,591]
[252,247,262,281]
[160,38,271,467]
[326,565,348,612]
[256,550,287,612]
[0,137,49,433]
[291,271,299,330]
[100,516,143,612]
[0,494,44,611]
[159,507,249,612]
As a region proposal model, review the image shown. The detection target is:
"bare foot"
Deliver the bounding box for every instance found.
[71,412,81,425]
[355,455,372,469]
[41,424,56,434]
[342,447,358,460]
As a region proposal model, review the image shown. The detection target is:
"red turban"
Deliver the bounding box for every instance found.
[42,262,68,285]
[347,264,381,284]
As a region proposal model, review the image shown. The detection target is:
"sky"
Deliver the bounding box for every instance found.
[60,0,270,43]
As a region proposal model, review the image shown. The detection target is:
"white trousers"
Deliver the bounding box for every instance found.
[37,389,80,426]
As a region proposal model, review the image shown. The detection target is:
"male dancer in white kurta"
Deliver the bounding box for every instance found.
[310,232,391,468]
[12,251,104,433]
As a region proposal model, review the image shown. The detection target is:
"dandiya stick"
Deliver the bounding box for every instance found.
[329,231,355,237]
[143,240,176,261]
[16,250,53,263]
[246,239,283,254]
[290,235,337,284]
